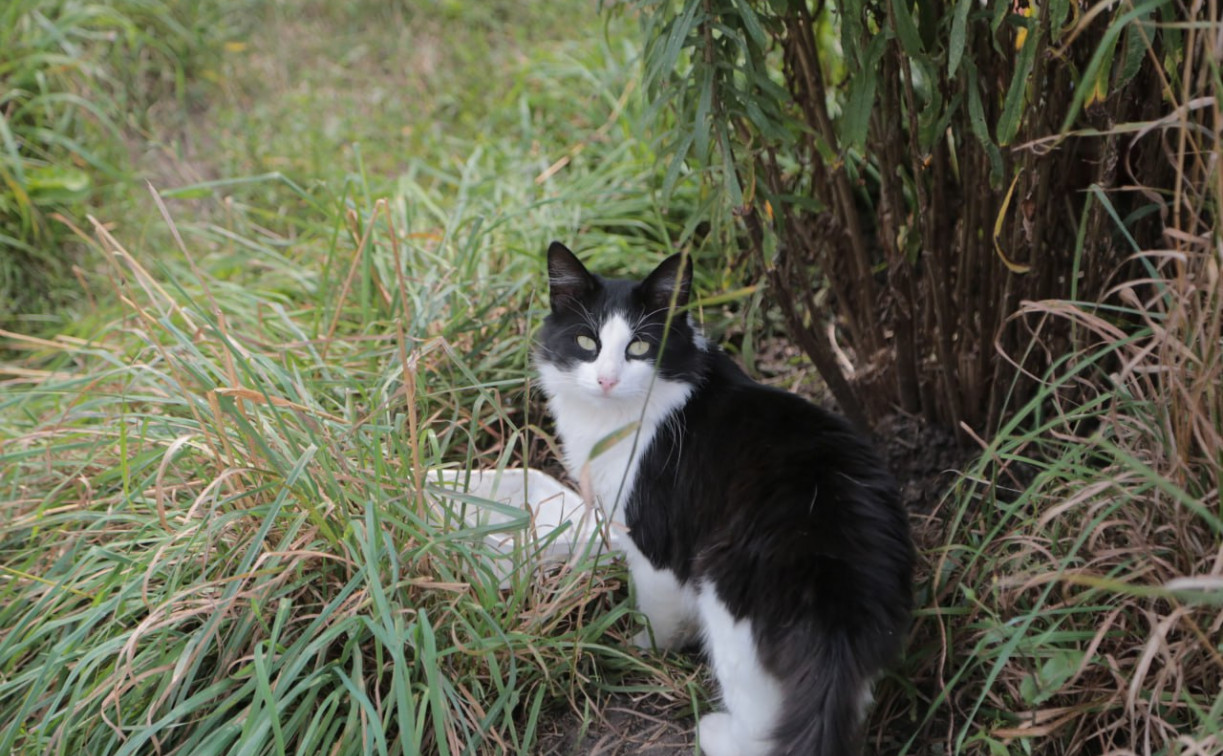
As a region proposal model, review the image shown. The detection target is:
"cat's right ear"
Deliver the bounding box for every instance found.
[547,241,595,312]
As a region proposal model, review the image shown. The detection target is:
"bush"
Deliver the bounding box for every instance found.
[627,0,1182,437]
[631,2,1223,752]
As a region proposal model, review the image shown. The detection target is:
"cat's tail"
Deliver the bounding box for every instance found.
[769,627,872,756]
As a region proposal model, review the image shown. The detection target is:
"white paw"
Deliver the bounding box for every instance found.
[697,712,771,756]
[696,713,735,756]
[634,618,699,652]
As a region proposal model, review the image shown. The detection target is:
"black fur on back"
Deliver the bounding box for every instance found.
[626,349,914,756]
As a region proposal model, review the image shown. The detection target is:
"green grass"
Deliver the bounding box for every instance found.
[1,0,245,331]
[3,1,1222,755]
[1,3,710,753]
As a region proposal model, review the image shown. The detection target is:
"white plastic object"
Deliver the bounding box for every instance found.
[425,468,623,586]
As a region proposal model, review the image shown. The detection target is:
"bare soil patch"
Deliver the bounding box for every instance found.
[536,692,697,755]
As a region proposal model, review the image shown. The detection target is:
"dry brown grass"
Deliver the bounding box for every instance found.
[879,14,1223,753]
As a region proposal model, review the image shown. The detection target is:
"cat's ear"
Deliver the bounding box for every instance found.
[547,241,595,312]
[641,252,692,313]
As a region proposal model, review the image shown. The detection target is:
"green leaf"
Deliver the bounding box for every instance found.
[744,96,787,143]
[948,0,973,77]
[654,1,702,92]
[25,164,90,198]
[1050,0,1071,37]
[920,91,961,152]
[916,88,946,152]
[662,129,696,199]
[1086,33,1119,110]
[996,12,1039,146]
[891,0,925,57]
[590,421,641,460]
[840,33,888,151]
[840,0,865,65]
[1060,0,1170,132]
[733,0,768,50]
[965,63,1004,189]
[0,114,26,186]
[1020,650,1085,706]
[161,184,213,200]
[990,0,1011,35]
[694,64,713,159]
[750,66,793,103]
[1158,0,1183,66]
[842,73,877,152]
[691,285,760,308]
[415,610,452,756]
[716,120,744,207]
[1117,10,1153,88]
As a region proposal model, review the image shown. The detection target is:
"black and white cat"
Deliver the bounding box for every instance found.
[535,242,913,756]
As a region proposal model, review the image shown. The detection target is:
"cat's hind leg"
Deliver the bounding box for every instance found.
[624,541,698,650]
[695,586,782,756]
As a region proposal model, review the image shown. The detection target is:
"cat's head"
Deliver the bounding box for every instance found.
[535,242,706,405]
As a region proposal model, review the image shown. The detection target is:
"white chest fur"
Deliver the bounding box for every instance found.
[539,367,690,526]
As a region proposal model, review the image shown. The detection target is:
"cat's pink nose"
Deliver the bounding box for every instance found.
[598,375,619,392]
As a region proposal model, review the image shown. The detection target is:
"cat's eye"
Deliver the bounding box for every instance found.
[576,335,597,351]
[627,340,650,357]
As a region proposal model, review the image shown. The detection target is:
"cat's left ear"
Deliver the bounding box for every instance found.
[641,253,693,312]
[547,241,596,312]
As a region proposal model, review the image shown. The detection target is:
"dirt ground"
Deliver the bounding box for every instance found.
[536,696,697,756]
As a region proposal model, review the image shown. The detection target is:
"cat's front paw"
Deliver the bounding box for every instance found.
[696,713,735,756]
[696,712,770,756]
[633,619,697,652]
[633,625,687,651]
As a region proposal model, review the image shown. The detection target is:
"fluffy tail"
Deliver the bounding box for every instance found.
[769,629,871,756]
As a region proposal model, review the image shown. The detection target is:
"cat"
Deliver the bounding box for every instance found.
[534,241,914,756]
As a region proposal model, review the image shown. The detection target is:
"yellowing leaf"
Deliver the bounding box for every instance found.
[1014,4,1036,51]
[994,169,1032,274]
[589,422,640,460]
[1086,68,1110,107]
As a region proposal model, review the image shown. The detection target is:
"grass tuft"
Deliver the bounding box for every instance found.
[0,0,245,331]
[1,5,707,751]
[0,195,683,753]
